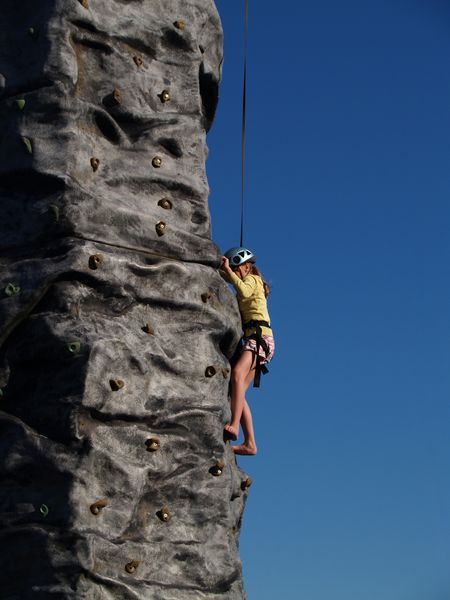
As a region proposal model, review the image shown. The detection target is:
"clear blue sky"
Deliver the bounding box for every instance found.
[207,1,450,599]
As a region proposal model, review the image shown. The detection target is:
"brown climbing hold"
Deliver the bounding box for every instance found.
[109,379,124,391]
[222,368,230,379]
[155,221,166,236]
[205,365,216,378]
[125,560,140,574]
[90,499,107,515]
[174,20,186,30]
[160,89,171,103]
[133,55,143,67]
[201,291,212,303]
[146,437,160,452]
[78,0,89,8]
[112,88,121,105]
[152,156,162,168]
[142,323,154,335]
[241,477,253,491]
[158,506,172,522]
[210,461,225,477]
[158,198,172,210]
[90,157,100,172]
[88,254,103,270]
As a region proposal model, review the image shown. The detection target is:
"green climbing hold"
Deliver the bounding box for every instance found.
[28,27,38,39]
[50,205,60,222]
[39,504,49,517]
[21,136,32,154]
[4,283,20,297]
[68,341,81,355]
[16,99,26,111]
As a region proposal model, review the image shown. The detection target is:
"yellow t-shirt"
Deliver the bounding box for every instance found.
[225,272,273,337]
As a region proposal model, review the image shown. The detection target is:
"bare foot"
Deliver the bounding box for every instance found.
[232,443,257,456]
[224,424,238,441]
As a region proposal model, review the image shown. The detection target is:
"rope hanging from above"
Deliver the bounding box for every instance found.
[240,0,249,247]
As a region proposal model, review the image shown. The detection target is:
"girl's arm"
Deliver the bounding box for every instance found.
[219,256,233,282]
[227,272,258,298]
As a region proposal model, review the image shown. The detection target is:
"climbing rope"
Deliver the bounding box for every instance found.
[240,0,249,247]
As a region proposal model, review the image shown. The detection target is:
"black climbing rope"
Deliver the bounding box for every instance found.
[240,0,249,247]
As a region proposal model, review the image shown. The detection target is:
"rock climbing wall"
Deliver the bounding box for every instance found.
[0,1,251,598]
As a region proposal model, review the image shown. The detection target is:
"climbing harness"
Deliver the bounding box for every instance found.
[243,319,271,388]
[240,0,249,246]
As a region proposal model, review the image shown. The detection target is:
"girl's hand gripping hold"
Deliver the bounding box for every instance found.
[221,256,234,276]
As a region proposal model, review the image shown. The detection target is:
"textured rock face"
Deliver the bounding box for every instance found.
[0,1,249,598]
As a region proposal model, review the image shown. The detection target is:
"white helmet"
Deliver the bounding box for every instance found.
[224,247,256,268]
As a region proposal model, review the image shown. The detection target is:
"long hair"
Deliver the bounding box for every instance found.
[250,264,270,298]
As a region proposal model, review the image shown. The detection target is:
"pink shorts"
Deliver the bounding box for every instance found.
[242,335,275,364]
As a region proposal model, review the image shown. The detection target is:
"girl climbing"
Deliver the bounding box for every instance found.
[220,247,274,455]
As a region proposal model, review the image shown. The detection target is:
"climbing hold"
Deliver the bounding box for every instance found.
[0,74,5,96]
[125,560,140,574]
[4,283,20,297]
[78,0,89,8]
[201,291,212,303]
[145,437,160,452]
[15,98,26,111]
[39,504,49,517]
[157,506,172,522]
[160,89,171,103]
[174,20,186,30]
[88,254,103,270]
[90,499,107,515]
[158,198,172,210]
[221,368,230,379]
[49,205,60,222]
[90,157,100,172]
[109,379,124,391]
[21,136,32,154]
[133,55,143,67]
[155,221,166,236]
[210,461,225,477]
[152,156,162,168]
[112,88,122,105]
[241,477,253,491]
[141,323,154,335]
[67,341,81,355]
[28,27,38,39]
[205,365,216,378]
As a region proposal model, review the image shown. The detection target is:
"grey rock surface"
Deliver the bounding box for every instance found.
[0,1,249,598]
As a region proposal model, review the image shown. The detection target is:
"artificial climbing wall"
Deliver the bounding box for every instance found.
[0,1,251,598]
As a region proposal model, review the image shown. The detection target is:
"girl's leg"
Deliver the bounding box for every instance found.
[233,399,257,455]
[224,350,255,440]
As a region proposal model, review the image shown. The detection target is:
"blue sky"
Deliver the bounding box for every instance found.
[207,1,450,599]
